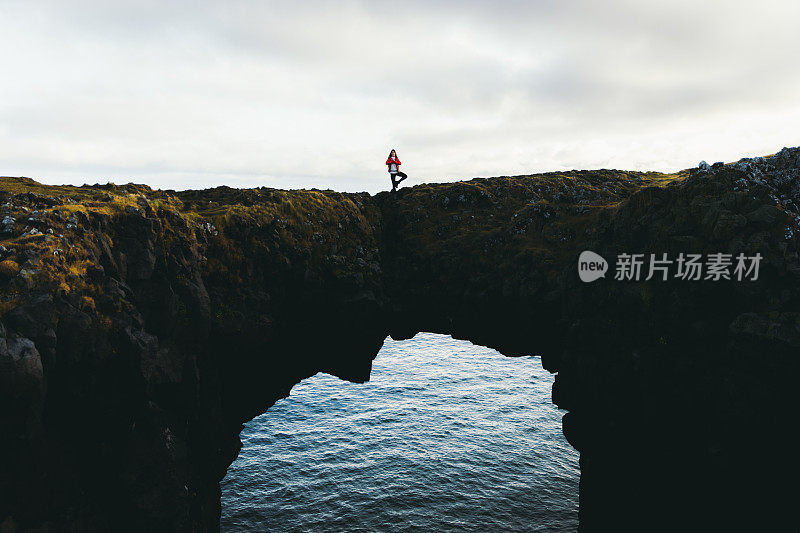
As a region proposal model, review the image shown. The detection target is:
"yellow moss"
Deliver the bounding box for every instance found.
[0,259,20,278]
[59,203,89,216]
[67,260,90,278]
[80,296,96,312]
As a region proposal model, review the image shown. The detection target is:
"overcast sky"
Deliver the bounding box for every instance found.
[1,0,799,194]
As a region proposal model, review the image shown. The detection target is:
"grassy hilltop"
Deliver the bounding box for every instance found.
[0,166,688,312]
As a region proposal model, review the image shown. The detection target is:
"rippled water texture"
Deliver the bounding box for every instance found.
[221,333,580,532]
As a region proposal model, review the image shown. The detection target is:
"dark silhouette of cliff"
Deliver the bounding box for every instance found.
[1,148,798,531]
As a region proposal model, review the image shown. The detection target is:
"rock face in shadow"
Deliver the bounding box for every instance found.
[1,148,799,531]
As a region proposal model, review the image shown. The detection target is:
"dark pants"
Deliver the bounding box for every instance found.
[390,171,407,191]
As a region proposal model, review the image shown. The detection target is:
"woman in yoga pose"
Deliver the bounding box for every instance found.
[386,149,408,192]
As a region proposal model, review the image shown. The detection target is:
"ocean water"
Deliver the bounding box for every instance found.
[220,333,580,532]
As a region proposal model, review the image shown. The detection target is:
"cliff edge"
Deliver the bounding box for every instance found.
[2,148,799,531]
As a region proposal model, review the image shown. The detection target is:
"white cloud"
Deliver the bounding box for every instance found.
[1,0,799,194]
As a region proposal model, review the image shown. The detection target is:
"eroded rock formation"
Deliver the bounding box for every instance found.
[1,148,798,531]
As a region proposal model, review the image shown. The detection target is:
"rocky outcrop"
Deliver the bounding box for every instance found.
[1,148,799,532]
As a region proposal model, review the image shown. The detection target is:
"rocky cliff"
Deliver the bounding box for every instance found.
[1,148,799,532]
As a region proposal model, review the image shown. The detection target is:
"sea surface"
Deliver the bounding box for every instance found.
[220,333,580,532]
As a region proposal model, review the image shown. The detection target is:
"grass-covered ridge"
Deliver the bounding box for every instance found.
[376,168,691,289]
[0,166,689,317]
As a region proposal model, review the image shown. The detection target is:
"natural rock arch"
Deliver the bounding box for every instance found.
[1,149,799,531]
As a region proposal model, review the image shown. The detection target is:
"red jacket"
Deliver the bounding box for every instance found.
[385,157,401,172]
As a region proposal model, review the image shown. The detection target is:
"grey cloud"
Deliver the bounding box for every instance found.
[1,0,799,194]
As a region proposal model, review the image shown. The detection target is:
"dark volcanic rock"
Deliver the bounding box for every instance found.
[1,150,799,532]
